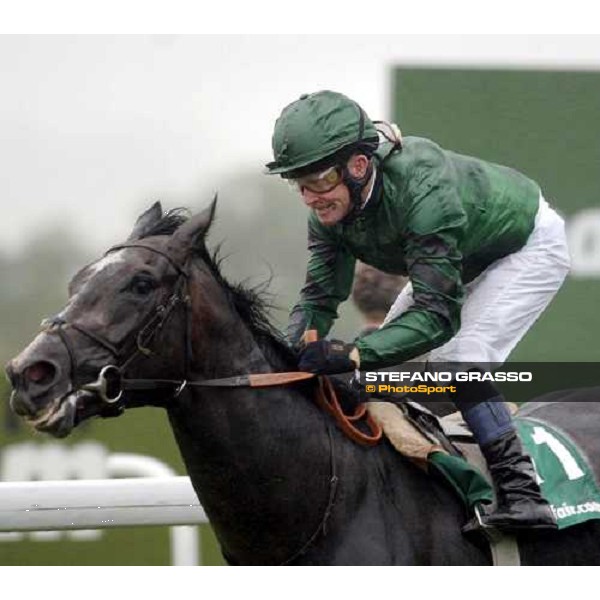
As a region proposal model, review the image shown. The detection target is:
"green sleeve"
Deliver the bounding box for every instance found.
[287,215,356,347]
[355,151,467,369]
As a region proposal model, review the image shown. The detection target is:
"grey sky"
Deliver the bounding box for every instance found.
[1,34,599,255]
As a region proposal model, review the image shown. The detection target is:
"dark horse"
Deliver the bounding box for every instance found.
[6,201,600,565]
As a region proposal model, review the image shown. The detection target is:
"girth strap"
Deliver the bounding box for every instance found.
[473,511,521,566]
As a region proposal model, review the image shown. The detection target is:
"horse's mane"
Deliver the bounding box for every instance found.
[141,209,299,371]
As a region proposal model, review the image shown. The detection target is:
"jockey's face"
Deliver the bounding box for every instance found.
[295,155,370,227]
[300,177,351,226]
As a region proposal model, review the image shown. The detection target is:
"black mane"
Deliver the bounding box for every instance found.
[141,209,298,371]
[200,245,298,370]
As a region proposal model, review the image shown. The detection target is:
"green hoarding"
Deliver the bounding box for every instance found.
[391,67,600,361]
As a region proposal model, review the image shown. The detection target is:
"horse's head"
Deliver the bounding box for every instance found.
[5,200,217,437]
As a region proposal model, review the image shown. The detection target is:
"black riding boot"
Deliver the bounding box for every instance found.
[453,377,557,532]
[478,429,557,531]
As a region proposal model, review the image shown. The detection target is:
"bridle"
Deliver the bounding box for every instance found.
[43,242,315,413]
[42,243,197,411]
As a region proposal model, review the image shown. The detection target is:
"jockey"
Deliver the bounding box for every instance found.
[265,90,570,532]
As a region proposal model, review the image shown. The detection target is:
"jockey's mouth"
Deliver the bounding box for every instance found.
[314,202,337,213]
[312,200,348,219]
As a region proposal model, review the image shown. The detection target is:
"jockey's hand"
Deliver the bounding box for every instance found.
[298,340,357,375]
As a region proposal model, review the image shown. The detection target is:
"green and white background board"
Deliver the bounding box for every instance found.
[391,67,600,362]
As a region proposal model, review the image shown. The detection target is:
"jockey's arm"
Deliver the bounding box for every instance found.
[354,230,464,369]
[354,168,468,370]
[287,216,356,348]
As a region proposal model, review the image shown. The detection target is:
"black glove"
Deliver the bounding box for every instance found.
[298,340,357,375]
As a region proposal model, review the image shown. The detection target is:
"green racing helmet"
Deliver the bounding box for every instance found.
[265,90,379,177]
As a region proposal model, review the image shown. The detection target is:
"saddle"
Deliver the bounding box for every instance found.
[366,399,497,507]
[323,376,497,510]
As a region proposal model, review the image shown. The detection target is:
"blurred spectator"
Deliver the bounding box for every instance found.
[351,262,407,336]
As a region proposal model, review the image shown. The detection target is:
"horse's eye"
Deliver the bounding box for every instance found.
[127,276,157,296]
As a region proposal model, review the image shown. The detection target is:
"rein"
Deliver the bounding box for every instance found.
[303,330,381,447]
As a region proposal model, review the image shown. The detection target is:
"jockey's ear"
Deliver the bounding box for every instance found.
[168,196,217,261]
[347,154,370,179]
[127,202,163,241]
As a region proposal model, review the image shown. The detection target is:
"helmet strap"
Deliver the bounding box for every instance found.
[340,158,374,224]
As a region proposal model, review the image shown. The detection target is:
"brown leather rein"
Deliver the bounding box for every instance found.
[302,330,382,447]
[87,363,383,447]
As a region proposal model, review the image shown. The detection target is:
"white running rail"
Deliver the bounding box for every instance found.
[0,476,208,565]
[0,476,207,531]
[0,444,209,565]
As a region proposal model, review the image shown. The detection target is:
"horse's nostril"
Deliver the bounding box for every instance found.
[24,361,57,387]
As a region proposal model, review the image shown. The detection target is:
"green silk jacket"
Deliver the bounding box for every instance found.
[288,136,541,369]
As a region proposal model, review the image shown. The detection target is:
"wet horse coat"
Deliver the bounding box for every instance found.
[6,201,600,565]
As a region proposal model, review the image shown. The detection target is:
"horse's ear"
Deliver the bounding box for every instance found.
[128,202,163,241]
[168,197,217,258]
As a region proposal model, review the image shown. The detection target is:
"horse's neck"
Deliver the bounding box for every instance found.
[167,274,333,564]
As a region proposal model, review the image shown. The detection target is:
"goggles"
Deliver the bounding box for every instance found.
[289,166,344,195]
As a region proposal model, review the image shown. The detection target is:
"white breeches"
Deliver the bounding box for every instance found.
[382,196,571,365]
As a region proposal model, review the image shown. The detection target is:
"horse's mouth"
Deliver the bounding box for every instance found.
[20,391,80,438]
[11,366,121,438]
